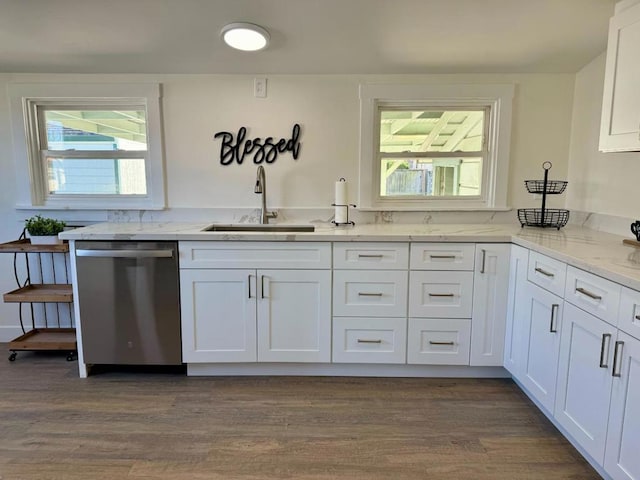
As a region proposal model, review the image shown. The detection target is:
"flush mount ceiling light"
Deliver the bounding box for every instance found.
[221,22,270,52]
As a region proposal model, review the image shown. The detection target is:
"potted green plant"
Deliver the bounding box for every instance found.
[25,215,66,245]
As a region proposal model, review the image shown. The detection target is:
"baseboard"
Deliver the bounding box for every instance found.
[0,325,27,343]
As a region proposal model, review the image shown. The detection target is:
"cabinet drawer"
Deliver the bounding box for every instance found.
[409,271,473,318]
[527,250,567,297]
[333,242,408,270]
[410,243,476,271]
[332,317,407,364]
[565,266,621,326]
[617,287,640,339]
[179,241,331,269]
[407,318,471,365]
[333,270,408,317]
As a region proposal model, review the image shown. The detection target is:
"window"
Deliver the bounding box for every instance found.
[9,83,165,210]
[359,84,514,210]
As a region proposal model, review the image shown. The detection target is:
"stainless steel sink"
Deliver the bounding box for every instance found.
[203,224,315,233]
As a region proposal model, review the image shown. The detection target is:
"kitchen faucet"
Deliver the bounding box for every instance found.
[254,165,277,224]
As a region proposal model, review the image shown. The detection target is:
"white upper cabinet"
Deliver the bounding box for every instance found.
[600,2,640,152]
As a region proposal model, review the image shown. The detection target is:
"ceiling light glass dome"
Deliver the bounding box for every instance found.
[221,23,270,52]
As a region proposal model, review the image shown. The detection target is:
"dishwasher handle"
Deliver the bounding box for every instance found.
[75,249,174,258]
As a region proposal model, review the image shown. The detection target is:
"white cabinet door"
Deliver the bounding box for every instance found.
[470,244,511,366]
[257,269,331,363]
[555,302,616,464]
[504,244,529,376]
[605,331,640,480]
[519,283,563,414]
[600,2,640,152]
[180,269,257,363]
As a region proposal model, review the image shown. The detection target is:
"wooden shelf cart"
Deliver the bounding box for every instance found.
[0,237,76,361]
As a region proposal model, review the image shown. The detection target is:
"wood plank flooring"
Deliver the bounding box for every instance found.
[0,348,601,479]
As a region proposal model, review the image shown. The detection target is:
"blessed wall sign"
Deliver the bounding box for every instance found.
[213,124,301,165]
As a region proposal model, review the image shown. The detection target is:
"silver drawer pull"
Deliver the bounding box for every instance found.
[357,339,382,344]
[358,254,384,258]
[576,287,602,301]
[612,341,624,378]
[358,292,383,297]
[429,254,456,259]
[428,293,455,297]
[535,267,554,278]
[429,341,455,346]
[599,333,612,368]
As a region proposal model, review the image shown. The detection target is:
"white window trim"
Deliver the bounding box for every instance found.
[8,83,166,210]
[359,84,514,211]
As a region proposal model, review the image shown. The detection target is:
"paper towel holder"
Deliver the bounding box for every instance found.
[331,202,356,226]
[332,178,356,226]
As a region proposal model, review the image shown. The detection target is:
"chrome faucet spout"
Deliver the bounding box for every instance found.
[255,166,277,224]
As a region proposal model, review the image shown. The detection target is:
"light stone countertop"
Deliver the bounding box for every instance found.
[60,222,640,292]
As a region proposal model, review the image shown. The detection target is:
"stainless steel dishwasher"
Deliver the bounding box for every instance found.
[75,241,182,365]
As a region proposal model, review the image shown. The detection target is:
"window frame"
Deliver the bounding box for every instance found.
[9,83,165,210]
[359,84,514,211]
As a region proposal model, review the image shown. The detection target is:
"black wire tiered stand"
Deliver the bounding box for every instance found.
[518,162,569,230]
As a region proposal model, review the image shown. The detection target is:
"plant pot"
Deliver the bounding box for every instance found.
[29,235,63,245]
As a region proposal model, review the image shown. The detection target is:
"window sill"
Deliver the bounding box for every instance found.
[356,206,513,212]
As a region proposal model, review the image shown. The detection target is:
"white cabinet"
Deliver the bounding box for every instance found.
[555,302,616,464]
[407,318,471,365]
[332,242,409,364]
[527,250,567,298]
[504,244,529,376]
[179,242,331,364]
[470,244,511,366]
[407,242,476,366]
[600,1,640,152]
[256,269,331,363]
[180,269,257,363]
[518,282,563,414]
[332,317,407,364]
[333,270,408,318]
[605,331,640,480]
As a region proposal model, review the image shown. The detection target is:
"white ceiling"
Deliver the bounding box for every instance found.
[0,0,616,74]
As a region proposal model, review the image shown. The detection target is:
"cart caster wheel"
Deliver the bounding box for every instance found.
[8,352,17,362]
[66,353,75,362]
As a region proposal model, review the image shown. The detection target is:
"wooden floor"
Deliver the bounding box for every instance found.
[0,349,601,480]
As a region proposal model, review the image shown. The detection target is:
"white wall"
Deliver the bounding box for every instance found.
[0,72,576,339]
[567,53,640,232]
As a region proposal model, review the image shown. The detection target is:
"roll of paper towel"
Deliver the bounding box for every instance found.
[335,179,348,224]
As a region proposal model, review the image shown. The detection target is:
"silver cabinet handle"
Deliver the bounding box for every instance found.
[599,333,612,368]
[429,254,456,259]
[535,267,554,278]
[429,341,455,346]
[635,315,640,321]
[248,275,253,299]
[576,287,602,301]
[550,304,559,333]
[358,254,383,258]
[75,249,173,258]
[260,275,267,299]
[480,249,486,274]
[358,292,383,297]
[612,341,624,378]
[357,339,382,344]
[428,293,455,297]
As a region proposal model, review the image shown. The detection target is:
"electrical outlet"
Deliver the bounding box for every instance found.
[254,77,267,98]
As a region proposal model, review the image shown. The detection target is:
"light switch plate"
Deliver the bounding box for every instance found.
[254,77,267,98]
